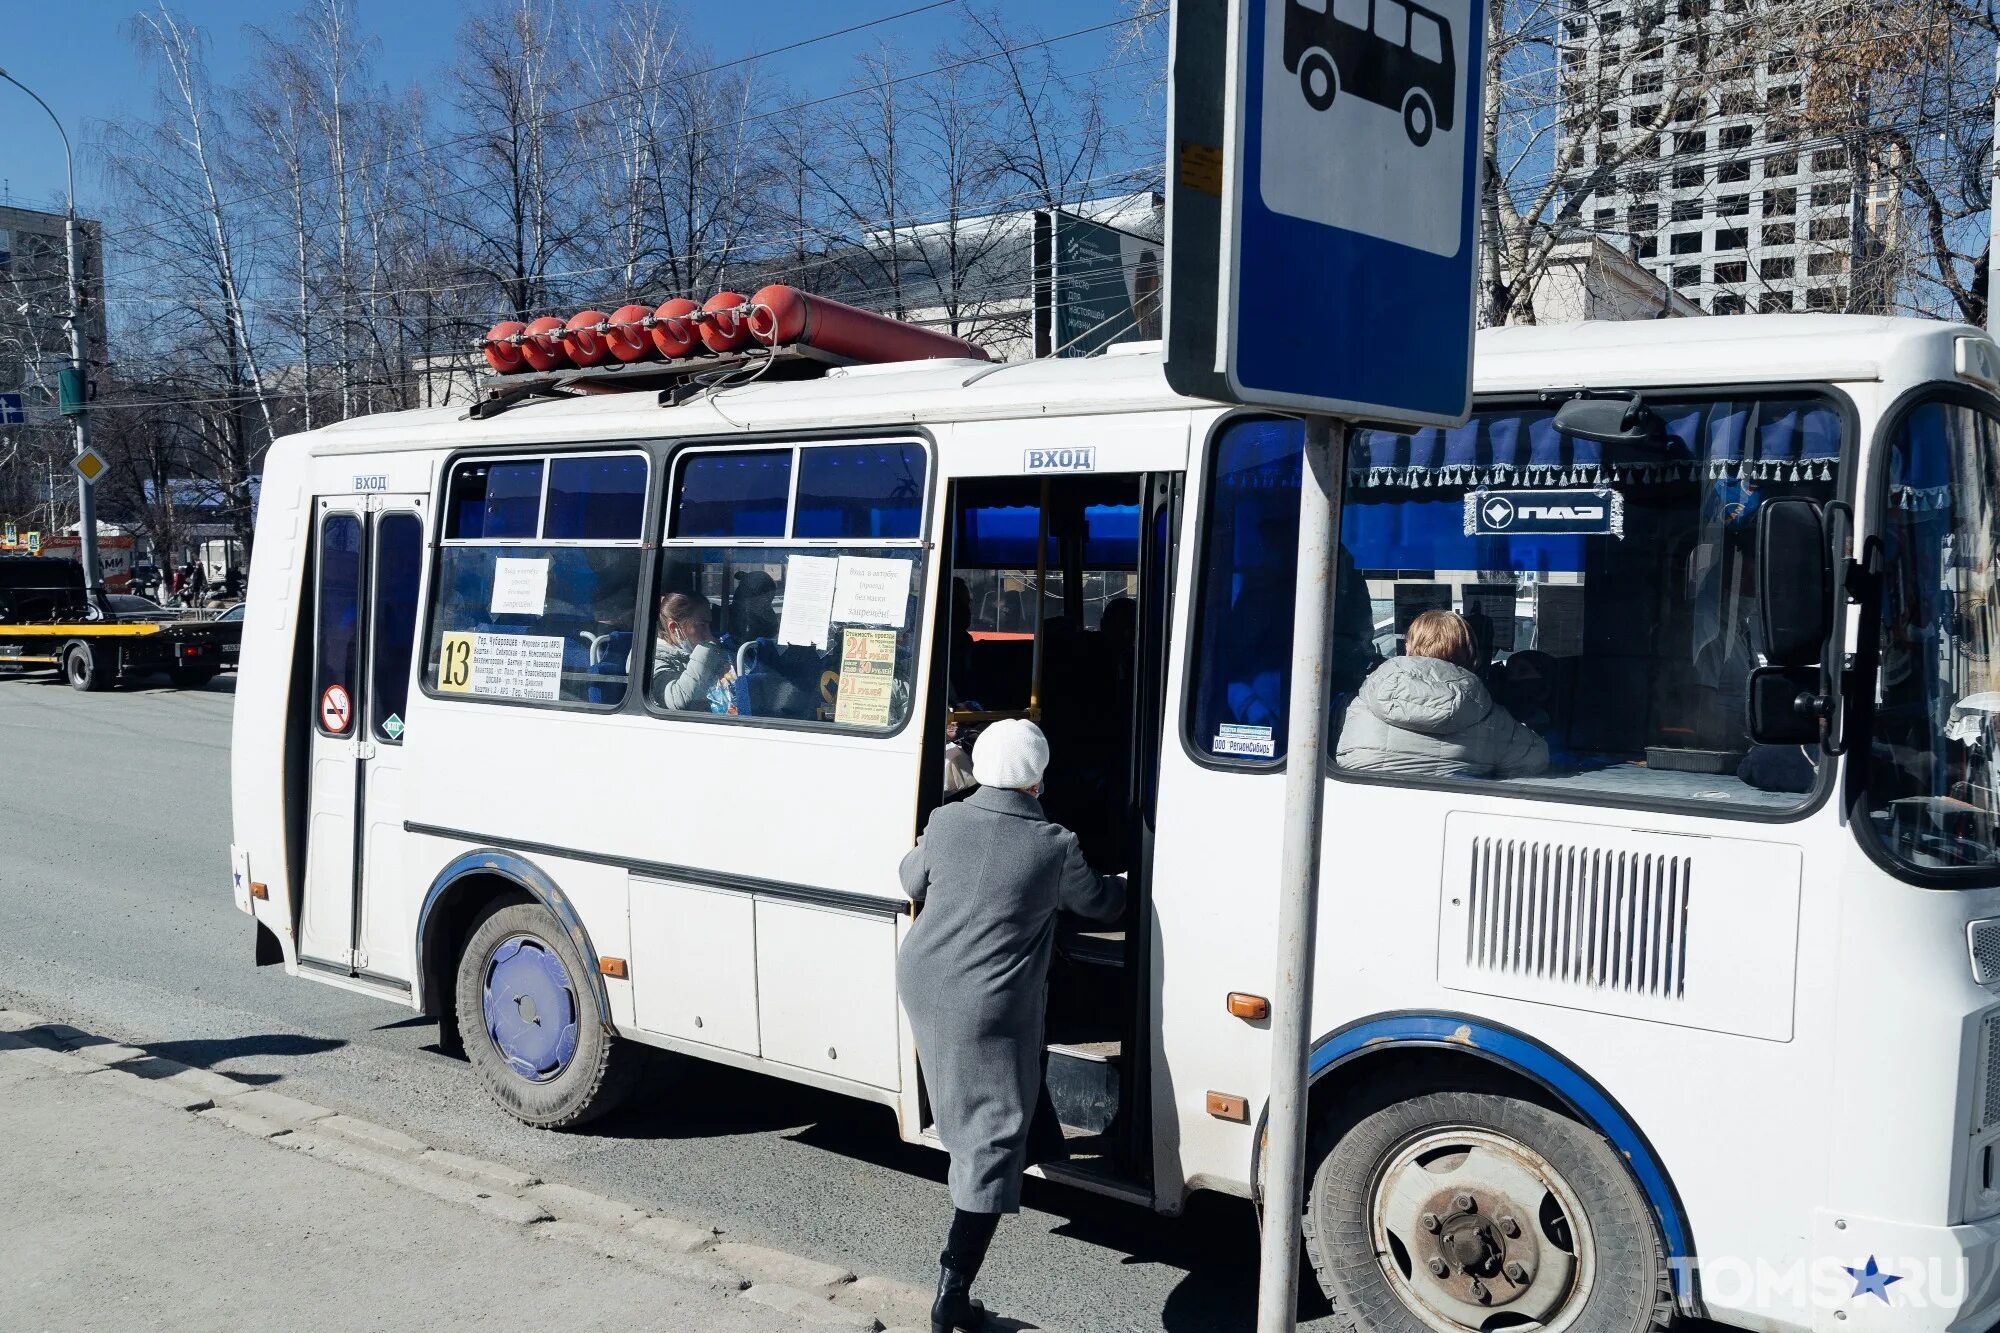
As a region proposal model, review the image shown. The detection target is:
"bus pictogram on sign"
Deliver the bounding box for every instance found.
[320,684,352,734]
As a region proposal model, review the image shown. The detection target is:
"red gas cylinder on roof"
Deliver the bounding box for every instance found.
[518,316,569,372]
[562,310,612,367]
[604,305,652,363]
[650,298,701,359]
[698,291,752,354]
[481,320,528,374]
[745,285,989,363]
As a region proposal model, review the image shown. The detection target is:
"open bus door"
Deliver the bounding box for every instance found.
[919,467,1179,1196]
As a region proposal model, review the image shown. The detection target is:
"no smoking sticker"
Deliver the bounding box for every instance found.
[320,683,352,734]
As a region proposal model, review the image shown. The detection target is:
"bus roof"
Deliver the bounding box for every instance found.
[289,314,1983,458]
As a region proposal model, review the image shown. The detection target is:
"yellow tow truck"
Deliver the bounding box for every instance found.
[0,555,239,691]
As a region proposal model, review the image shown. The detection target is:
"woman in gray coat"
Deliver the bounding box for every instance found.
[1337,609,1550,780]
[897,719,1124,1332]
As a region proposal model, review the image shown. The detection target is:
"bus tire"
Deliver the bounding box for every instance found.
[1402,91,1436,147]
[1298,50,1337,111]
[65,643,112,692]
[1303,1089,1671,1333]
[454,901,633,1129]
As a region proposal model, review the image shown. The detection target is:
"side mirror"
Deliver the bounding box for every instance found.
[1748,665,1827,745]
[1756,497,1832,667]
[1553,393,1665,446]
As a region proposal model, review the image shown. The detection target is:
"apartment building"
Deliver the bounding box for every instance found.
[1560,0,1884,315]
[0,203,107,426]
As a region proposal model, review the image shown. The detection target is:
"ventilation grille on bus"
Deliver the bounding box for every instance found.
[1464,839,1692,1001]
[1970,920,2000,987]
[1981,1015,2000,1133]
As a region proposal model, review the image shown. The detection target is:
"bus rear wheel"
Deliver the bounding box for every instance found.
[454,901,632,1129]
[1303,1090,1670,1333]
[1299,51,1337,111]
[1403,92,1437,147]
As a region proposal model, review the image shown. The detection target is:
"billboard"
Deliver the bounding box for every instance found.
[1034,209,1164,359]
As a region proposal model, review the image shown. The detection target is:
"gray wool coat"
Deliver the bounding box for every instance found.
[896,786,1125,1213]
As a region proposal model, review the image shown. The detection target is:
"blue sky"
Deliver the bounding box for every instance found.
[2,0,1136,218]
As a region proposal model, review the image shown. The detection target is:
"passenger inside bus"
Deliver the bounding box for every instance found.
[1336,609,1548,779]
[650,592,733,710]
[1192,400,1841,810]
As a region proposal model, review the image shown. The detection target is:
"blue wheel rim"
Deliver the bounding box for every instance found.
[482,934,580,1083]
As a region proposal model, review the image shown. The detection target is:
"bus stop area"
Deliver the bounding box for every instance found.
[0,680,1297,1333]
[0,1006,873,1333]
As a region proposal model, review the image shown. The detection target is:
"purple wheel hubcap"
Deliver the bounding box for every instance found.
[482,934,580,1083]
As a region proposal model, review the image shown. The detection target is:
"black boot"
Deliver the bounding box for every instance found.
[931,1254,985,1332]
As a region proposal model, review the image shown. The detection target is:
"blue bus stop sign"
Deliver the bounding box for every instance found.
[1166,0,1486,427]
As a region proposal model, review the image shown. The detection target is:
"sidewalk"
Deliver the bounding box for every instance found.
[0,1007,943,1333]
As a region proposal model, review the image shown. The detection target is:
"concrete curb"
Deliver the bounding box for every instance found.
[0,1002,946,1333]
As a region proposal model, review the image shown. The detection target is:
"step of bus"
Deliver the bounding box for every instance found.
[1046,1038,1120,1135]
[1063,929,1126,969]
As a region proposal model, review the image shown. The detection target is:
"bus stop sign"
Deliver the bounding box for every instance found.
[1165,0,1487,426]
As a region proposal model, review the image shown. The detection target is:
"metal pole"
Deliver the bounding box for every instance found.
[1255,414,1343,1333]
[0,68,100,602]
[1988,38,2000,336]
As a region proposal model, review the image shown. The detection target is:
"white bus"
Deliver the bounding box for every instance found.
[233,314,2000,1333]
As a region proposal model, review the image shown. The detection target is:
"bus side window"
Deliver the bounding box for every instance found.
[426,452,647,709]
[1186,418,1306,766]
[651,440,928,732]
[1333,0,1369,27]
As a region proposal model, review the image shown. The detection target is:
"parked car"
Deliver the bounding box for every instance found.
[212,602,245,666]
[103,593,176,621]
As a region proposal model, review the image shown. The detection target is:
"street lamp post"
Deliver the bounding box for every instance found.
[0,66,102,603]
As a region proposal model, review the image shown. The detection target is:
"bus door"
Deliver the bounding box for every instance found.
[298,494,427,984]
[926,466,1179,1189]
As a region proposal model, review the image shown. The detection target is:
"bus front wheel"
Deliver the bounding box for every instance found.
[454,901,633,1129]
[1303,1089,1671,1333]
[1299,51,1337,111]
[1403,92,1437,147]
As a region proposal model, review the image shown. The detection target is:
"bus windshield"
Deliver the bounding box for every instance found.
[1865,397,2000,875]
[1190,397,1844,811]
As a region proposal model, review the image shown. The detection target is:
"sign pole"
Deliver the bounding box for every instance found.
[0,68,102,604]
[1255,412,1342,1333]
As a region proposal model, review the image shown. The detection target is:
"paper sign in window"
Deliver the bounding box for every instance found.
[832,555,913,628]
[1393,583,1452,633]
[489,557,550,616]
[834,628,898,727]
[436,630,564,701]
[1460,584,1519,652]
[777,554,839,649]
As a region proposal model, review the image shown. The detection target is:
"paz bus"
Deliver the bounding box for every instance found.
[232,309,2000,1333]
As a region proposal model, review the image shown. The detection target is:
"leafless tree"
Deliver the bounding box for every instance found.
[1484,0,1794,324]
[98,5,276,556]
[1780,0,2000,320]
[239,27,325,430]
[444,0,583,321]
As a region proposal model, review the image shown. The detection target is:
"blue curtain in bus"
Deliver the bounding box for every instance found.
[1348,398,1840,489]
[1887,401,1957,511]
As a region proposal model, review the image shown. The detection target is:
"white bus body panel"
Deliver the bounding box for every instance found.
[230,319,2000,1333]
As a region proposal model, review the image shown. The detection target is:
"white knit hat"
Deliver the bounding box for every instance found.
[972,718,1051,790]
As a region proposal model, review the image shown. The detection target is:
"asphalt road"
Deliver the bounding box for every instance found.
[0,674,1317,1333]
